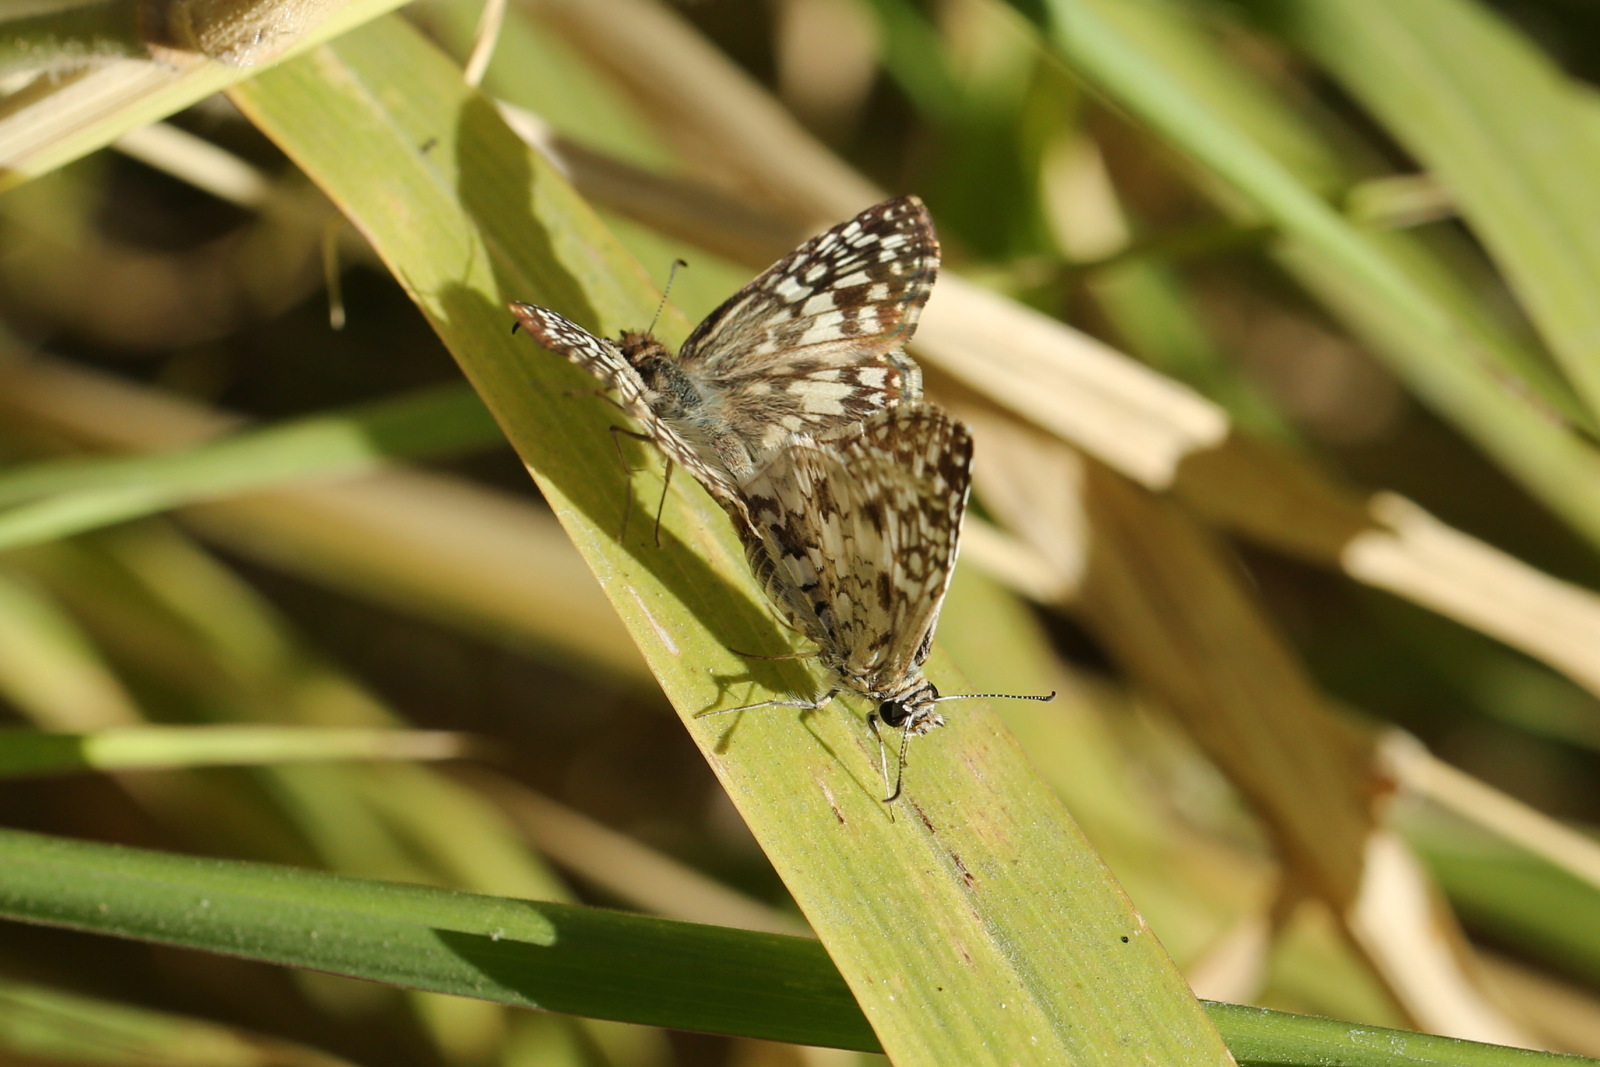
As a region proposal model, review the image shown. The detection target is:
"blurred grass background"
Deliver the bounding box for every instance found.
[4,0,1600,1063]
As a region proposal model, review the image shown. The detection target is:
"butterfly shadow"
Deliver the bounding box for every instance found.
[699,651,825,754]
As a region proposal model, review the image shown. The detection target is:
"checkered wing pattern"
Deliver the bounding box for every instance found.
[677,196,939,455]
[737,403,973,698]
[507,302,746,513]
[507,303,644,409]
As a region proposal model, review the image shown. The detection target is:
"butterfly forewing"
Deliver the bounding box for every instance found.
[678,197,939,455]
[739,403,973,696]
[507,304,645,409]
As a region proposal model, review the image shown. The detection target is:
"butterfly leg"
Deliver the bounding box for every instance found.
[652,460,674,548]
[606,424,655,541]
[695,688,837,718]
[725,646,818,662]
[565,386,627,410]
[606,424,653,474]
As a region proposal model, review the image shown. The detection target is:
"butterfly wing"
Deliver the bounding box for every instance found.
[738,403,973,693]
[509,301,748,518]
[509,301,656,410]
[678,197,940,457]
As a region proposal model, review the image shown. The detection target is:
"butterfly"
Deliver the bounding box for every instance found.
[512,197,1047,799]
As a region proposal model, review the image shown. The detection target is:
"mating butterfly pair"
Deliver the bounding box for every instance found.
[510,197,1050,800]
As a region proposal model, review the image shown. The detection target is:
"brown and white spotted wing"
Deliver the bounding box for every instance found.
[507,303,647,411]
[737,402,973,701]
[507,302,746,516]
[675,196,939,456]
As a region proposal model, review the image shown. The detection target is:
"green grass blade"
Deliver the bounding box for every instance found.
[1022,0,1600,550]
[1208,1001,1594,1067]
[1258,0,1600,419]
[1415,822,1600,987]
[0,975,358,1067]
[0,826,876,1052]
[0,356,646,683]
[0,567,140,729]
[226,15,1232,1065]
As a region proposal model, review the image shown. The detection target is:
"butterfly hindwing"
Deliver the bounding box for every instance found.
[737,403,973,695]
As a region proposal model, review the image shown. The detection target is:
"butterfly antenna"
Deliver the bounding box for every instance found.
[646,258,689,336]
[933,690,1057,705]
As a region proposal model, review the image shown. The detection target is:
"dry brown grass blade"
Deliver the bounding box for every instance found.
[1348,830,1534,1046]
[1479,954,1600,1057]
[1184,915,1273,1003]
[0,355,646,682]
[1345,495,1600,696]
[1387,732,1600,894]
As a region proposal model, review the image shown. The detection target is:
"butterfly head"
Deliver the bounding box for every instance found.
[618,331,694,403]
[870,680,1055,802]
[618,331,671,369]
[874,679,947,736]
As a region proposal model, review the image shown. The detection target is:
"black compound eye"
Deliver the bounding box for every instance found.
[877,700,910,727]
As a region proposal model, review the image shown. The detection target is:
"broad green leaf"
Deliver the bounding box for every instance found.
[226,15,1231,1066]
